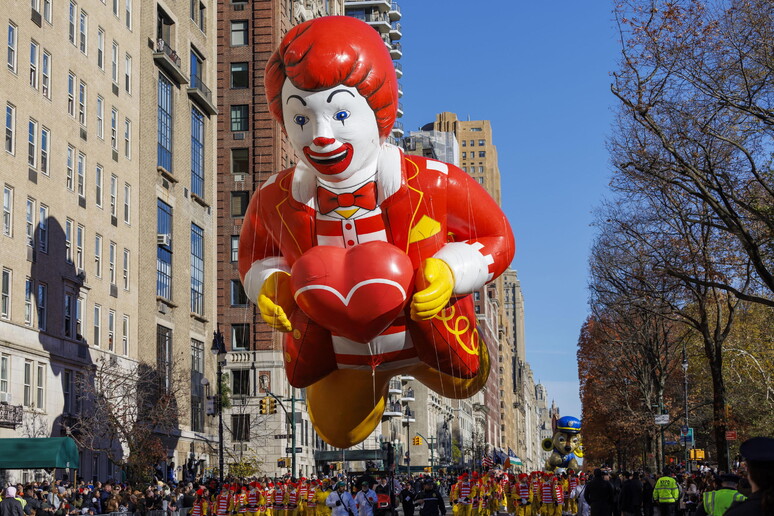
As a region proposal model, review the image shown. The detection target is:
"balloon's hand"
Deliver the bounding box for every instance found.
[257,271,294,332]
[411,258,454,321]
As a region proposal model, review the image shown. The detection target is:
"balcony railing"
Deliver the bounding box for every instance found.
[153,39,188,84]
[390,22,402,40]
[402,388,415,401]
[389,2,401,20]
[390,42,403,58]
[188,75,217,115]
[388,379,402,393]
[0,403,23,428]
[383,402,402,416]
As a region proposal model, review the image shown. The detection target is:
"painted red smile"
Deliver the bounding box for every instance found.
[303,143,354,176]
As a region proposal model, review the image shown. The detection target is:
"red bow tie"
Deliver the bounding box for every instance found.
[316,182,377,215]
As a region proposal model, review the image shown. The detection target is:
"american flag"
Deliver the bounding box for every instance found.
[482,453,494,468]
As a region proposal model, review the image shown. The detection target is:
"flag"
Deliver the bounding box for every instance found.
[508,448,523,466]
[482,454,494,468]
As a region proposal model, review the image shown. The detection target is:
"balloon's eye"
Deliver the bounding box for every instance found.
[294,115,309,127]
[334,110,350,122]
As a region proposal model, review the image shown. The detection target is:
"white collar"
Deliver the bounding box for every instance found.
[292,143,403,210]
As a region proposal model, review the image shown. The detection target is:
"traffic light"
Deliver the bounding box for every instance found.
[269,398,278,414]
[260,397,269,414]
[413,436,422,446]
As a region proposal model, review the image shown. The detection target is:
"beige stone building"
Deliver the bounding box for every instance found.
[0,0,219,482]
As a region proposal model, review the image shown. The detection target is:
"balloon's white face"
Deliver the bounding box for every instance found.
[282,79,381,183]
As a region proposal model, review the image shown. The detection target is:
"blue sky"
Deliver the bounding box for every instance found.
[399,1,621,419]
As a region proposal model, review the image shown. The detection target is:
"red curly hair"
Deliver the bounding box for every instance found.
[265,16,398,139]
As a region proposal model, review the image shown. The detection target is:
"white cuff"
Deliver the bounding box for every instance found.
[433,242,494,295]
[242,256,290,302]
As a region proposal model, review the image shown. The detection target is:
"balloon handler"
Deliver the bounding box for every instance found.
[542,416,583,472]
[238,16,515,448]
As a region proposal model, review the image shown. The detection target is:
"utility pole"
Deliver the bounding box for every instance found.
[415,432,436,474]
[260,377,300,478]
[682,342,690,472]
[210,325,226,485]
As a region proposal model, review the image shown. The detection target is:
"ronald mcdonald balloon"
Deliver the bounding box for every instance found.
[238,16,515,448]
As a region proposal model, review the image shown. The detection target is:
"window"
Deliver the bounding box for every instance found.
[67,146,74,189]
[111,41,118,83]
[124,54,131,93]
[108,241,116,285]
[230,235,239,262]
[157,73,173,171]
[230,21,247,46]
[76,224,84,270]
[97,29,104,69]
[156,325,172,391]
[29,41,39,89]
[23,360,32,407]
[122,248,129,290]
[190,339,204,432]
[43,0,52,23]
[96,96,104,139]
[94,234,102,277]
[190,224,205,315]
[92,304,101,346]
[75,297,83,339]
[112,0,118,17]
[461,140,466,147]
[36,363,44,409]
[479,139,485,146]
[157,200,172,299]
[230,62,248,89]
[2,185,12,236]
[230,105,248,131]
[25,198,35,246]
[38,204,48,252]
[63,370,73,413]
[479,151,485,158]
[462,152,466,159]
[230,280,247,306]
[64,293,73,337]
[78,81,87,126]
[0,269,9,319]
[7,23,17,72]
[478,166,484,173]
[469,140,474,146]
[190,48,203,89]
[41,51,50,98]
[232,369,249,397]
[67,72,75,117]
[77,153,86,198]
[198,2,206,32]
[121,315,129,355]
[28,119,38,168]
[79,10,88,54]
[231,148,248,175]
[231,323,249,350]
[231,414,250,442]
[0,356,9,394]
[68,2,76,44]
[123,118,131,158]
[64,218,73,262]
[230,191,249,217]
[40,127,49,174]
[110,107,118,151]
[123,183,130,223]
[190,107,204,197]
[110,174,117,217]
[36,283,46,330]
[24,278,33,325]
[107,310,115,351]
[5,104,15,154]
[95,165,103,207]
[125,0,132,29]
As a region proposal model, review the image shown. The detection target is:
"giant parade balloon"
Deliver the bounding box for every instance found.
[238,16,515,448]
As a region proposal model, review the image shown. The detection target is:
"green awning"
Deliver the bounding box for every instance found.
[0,437,79,469]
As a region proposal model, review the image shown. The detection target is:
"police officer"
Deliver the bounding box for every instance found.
[414,479,446,516]
[725,436,774,516]
[695,475,746,516]
[652,469,680,516]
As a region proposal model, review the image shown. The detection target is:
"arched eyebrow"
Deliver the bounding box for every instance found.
[286,95,306,106]
[327,89,355,103]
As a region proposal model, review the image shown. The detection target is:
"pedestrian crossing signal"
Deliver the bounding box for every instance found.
[413,436,422,446]
[690,449,705,460]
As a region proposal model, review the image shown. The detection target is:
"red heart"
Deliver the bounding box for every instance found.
[290,242,415,343]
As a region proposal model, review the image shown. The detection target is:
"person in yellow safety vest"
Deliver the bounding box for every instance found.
[652,470,680,516]
[695,474,746,516]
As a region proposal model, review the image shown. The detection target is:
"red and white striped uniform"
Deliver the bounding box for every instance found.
[518,484,530,502]
[307,488,317,508]
[248,491,260,510]
[287,490,299,508]
[236,493,248,513]
[553,485,564,504]
[568,478,577,492]
[314,203,418,371]
[191,500,204,516]
[216,493,232,516]
[541,484,554,504]
[459,483,472,505]
[274,489,286,508]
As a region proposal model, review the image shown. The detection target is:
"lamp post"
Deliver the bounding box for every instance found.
[211,324,226,485]
[682,342,690,472]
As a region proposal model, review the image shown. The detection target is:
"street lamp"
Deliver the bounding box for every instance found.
[682,342,690,472]
[211,324,226,485]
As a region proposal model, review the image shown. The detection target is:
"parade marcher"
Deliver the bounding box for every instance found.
[355,482,377,516]
[725,437,774,516]
[619,472,643,516]
[529,473,542,516]
[514,474,531,516]
[274,483,287,516]
[246,483,262,516]
[584,469,616,516]
[215,485,233,516]
[694,474,746,516]
[314,481,331,516]
[566,471,579,516]
[414,479,446,516]
[653,470,680,516]
[572,474,590,516]
[326,482,357,516]
[190,489,207,516]
[286,482,302,516]
[401,482,416,516]
[306,481,318,516]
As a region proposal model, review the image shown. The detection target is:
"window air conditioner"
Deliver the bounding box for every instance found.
[157,233,171,247]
